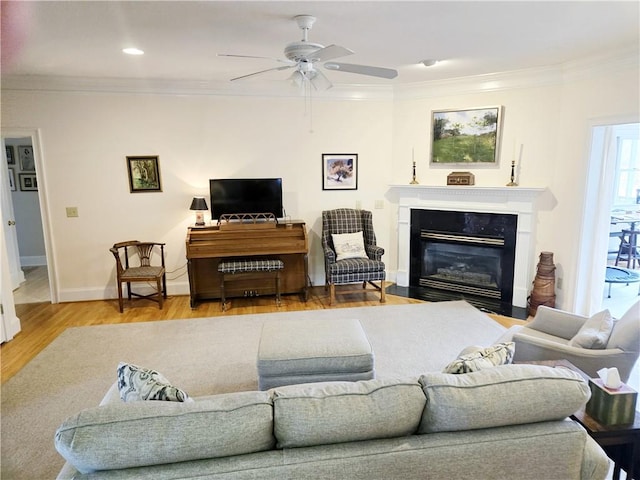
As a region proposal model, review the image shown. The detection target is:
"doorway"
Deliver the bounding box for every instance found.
[1,129,56,308]
[576,120,639,318]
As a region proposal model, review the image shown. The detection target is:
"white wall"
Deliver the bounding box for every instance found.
[1,52,638,309]
[1,92,393,300]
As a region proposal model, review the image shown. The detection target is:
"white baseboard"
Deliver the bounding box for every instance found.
[20,256,47,267]
[57,281,191,303]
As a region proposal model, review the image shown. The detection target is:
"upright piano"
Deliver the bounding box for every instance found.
[185,221,309,308]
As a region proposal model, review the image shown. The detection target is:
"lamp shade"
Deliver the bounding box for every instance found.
[190,197,208,211]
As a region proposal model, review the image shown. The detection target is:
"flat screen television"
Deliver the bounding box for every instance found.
[209,178,283,220]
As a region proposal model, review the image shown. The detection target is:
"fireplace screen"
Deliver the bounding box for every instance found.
[410,209,517,304]
[420,236,502,298]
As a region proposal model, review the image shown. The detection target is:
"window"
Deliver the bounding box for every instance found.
[612,124,640,207]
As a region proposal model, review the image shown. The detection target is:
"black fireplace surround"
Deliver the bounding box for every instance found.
[402,209,525,318]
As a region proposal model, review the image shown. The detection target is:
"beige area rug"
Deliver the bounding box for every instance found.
[1,301,505,479]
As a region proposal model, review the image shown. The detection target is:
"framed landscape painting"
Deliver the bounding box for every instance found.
[322,153,358,190]
[430,106,503,166]
[126,155,162,193]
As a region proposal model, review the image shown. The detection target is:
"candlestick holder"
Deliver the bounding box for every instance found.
[506,160,518,186]
[410,161,419,184]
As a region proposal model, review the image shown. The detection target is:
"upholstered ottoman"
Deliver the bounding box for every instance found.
[257,317,375,390]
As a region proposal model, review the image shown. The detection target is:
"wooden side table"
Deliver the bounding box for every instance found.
[571,407,639,480]
[516,359,639,480]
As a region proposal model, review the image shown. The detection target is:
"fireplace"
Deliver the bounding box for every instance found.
[410,209,517,310]
[389,184,546,319]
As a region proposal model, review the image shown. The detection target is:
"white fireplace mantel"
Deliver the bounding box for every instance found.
[388,184,547,309]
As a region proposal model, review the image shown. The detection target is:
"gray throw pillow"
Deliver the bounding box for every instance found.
[117,362,191,402]
[443,342,515,374]
[568,309,613,349]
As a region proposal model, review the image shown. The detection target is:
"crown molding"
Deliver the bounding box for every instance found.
[393,45,639,100]
[2,46,637,100]
[0,75,395,101]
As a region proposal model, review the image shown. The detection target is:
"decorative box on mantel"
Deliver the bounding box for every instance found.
[447,171,475,185]
[387,184,547,309]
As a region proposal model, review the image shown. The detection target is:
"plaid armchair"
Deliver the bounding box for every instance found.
[321,208,386,305]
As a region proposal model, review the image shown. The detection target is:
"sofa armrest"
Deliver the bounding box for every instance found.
[365,244,384,261]
[527,306,589,340]
[512,331,636,381]
[323,246,336,264]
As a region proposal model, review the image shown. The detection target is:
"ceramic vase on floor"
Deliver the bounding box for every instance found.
[528,251,556,317]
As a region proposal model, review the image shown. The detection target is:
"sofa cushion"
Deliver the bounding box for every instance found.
[272,378,425,448]
[568,310,613,349]
[55,391,275,473]
[117,362,191,402]
[332,231,368,261]
[607,299,640,352]
[418,364,590,433]
[442,342,515,374]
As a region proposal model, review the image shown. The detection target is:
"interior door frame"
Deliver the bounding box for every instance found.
[575,115,639,315]
[1,128,58,304]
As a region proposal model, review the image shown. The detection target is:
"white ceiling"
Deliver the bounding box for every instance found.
[2,1,639,90]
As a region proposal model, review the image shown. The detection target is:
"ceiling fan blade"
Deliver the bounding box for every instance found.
[324,62,398,79]
[218,54,294,66]
[230,65,294,81]
[306,44,353,62]
[309,69,333,91]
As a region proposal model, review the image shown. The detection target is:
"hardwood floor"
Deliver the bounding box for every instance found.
[1,285,525,384]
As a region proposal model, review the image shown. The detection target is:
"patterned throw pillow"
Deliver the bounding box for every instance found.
[332,231,368,261]
[443,342,515,374]
[117,362,192,402]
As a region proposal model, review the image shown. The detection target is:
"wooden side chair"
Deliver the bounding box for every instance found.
[110,241,167,312]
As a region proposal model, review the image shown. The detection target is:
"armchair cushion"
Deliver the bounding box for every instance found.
[332,231,368,261]
[568,310,613,349]
[607,299,640,352]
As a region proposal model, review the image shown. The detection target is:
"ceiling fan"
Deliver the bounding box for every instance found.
[218,15,398,90]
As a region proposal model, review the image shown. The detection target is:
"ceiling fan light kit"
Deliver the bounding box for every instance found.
[219,14,399,89]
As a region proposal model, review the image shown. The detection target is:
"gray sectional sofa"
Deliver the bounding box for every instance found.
[55,364,610,479]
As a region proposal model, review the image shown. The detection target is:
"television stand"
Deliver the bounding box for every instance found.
[186,221,309,308]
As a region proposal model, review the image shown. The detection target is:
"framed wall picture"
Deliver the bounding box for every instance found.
[322,153,358,190]
[6,145,15,165]
[430,106,503,167]
[126,155,162,192]
[8,168,16,191]
[19,173,38,191]
[18,145,35,171]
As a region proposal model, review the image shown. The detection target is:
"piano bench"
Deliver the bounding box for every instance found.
[218,259,284,312]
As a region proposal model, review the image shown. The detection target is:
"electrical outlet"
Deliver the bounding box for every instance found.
[355,200,362,209]
[66,207,79,218]
[375,200,384,209]
[557,277,563,290]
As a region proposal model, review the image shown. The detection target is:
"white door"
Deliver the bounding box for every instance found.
[0,139,22,342]
[1,139,25,289]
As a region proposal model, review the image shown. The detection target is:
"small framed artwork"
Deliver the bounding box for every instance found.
[126,155,162,193]
[322,153,358,190]
[19,173,37,191]
[8,168,16,191]
[18,145,35,171]
[430,106,503,166]
[6,145,15,165]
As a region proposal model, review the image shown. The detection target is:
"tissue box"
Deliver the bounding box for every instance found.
[586,378,637,425]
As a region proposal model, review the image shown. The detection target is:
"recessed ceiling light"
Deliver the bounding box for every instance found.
[421,59,437,67]
[122,48,144,55]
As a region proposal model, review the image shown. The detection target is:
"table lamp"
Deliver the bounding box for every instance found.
[189,196,208,226]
